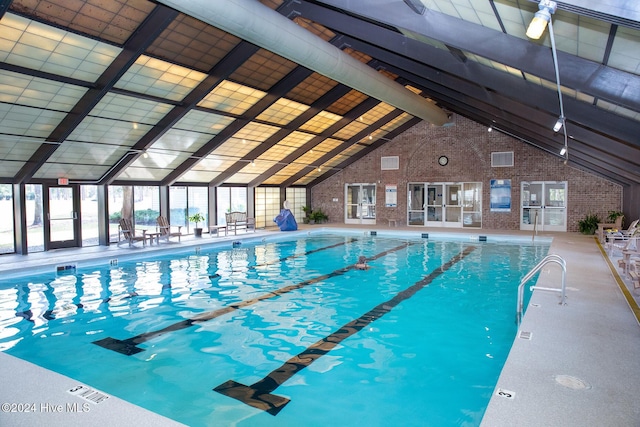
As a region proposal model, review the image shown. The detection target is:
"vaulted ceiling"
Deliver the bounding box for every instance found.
[0,0,638,191]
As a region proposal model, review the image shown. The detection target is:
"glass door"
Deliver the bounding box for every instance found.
[47,185,81,249]
[408,183,425,225]
[543,182,567,231]
[425,184,443,226]
[444,183,462,227]
[345,183,376,225]
[521,181,567,232]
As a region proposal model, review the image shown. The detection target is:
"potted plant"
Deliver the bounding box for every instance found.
[606,210,624,228]
[578,213,600,235]
[302,205,312,224]
[310,208,328,224]
[188,212,206,237]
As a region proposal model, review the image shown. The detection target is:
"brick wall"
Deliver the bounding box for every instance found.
[310,115,622,232]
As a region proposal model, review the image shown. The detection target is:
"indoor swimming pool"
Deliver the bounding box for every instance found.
[0,232,550,426]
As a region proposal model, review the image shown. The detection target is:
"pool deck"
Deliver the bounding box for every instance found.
[0,225,638,426]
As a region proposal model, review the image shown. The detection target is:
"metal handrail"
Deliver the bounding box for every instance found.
[516,254,566,326]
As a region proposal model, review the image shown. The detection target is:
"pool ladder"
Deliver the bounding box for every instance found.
[516,254,567,326]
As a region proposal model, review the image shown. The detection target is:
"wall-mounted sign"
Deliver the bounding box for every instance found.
[385,184,397,207]
[490,179,511,212]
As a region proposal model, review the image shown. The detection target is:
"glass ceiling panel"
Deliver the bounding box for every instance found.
[91,93,173,124]
[10,0,155,45]
[129,150,193,171]
[0,135,43,162]
[0,70,87,110]
[115,55,208,102]
[148,14,241,72]
[235,159,280,177]
[226,174,261,185]
[178,169,222,183]
[379,112,413,132]
[294,16,336,42]
[192,156,238,173]
[46,141,126,167]
[34,163,111,180]
[198,80,268,115]
[299,110,343,133]
[0,161,25,177]
[67,116,152,147]
[609,26,640,75]
[332,120,368,140]
[0,13,121,82]
[150,128,217,153]
[118,164,171,181]
[255,98,310,125]
[258,132,316,161]
[293,148,330,165]
[361,103,396,123]
[287,72,339,106]
[309,138,343,154]
[175,110,236,134]
[575,17,611,63]
[211,138,261,159]
[230,49,298,91]
[0,103,66,138]
[327,89,369,116]
[210,122,281,158]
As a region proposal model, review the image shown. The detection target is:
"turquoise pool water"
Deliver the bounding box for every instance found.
[0,233,549,426]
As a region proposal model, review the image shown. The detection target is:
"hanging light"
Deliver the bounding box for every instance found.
[526,0,557,40]
[526,0,568,162]
[553,116,564,132]
[487,125,493,132]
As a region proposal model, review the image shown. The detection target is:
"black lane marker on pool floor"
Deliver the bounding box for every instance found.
[214,246,476,416]
[93,240,410,356]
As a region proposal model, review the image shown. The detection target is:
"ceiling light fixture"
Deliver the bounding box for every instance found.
[553,116,564,132]
[526,0,557,40]
[488,125,493,132]
[526,0,568,162]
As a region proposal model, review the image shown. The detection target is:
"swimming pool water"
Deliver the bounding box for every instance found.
[0,234,549,426]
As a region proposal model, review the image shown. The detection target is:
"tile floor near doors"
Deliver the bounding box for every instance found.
[0,227,639,426]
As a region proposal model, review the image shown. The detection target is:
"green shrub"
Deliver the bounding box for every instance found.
[578,213,600,235]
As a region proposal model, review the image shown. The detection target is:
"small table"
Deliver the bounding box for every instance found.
[147,232,162,245]
[209,225,227,237]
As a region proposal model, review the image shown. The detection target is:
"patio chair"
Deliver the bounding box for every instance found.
[118,218,148,247]
[621,219,639,237]
[157,216,183,242]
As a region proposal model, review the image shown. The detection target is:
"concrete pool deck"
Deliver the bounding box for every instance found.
[0,225,638,426]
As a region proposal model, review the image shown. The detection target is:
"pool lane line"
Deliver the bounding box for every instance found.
[92,241,414,356]
[213,246,476,416]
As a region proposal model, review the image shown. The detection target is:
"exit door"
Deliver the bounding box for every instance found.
[46,185,81,249]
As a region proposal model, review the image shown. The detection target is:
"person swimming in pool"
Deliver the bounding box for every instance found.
[355,255,369,270]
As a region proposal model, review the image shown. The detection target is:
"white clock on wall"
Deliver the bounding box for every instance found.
[438,155,448,166]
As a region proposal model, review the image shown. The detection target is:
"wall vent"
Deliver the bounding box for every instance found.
[491,151,514,167]
[381,156,399,170]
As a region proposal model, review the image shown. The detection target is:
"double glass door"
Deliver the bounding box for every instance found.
[408,182,482,228]
[345,183,376,225]
[521,181,567,232]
